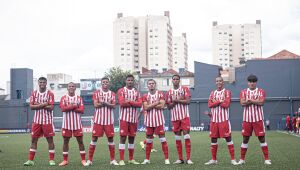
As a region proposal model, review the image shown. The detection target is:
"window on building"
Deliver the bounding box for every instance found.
[127,30,130,33]
[121,48,124,50]
[121,30,124,33]
[121,53,124,56]
[155,64,158,66]
[229,34,232,36]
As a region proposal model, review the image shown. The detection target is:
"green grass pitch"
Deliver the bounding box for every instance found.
[0,131,299,169]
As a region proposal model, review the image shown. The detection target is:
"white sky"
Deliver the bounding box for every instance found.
[0,0,300,91]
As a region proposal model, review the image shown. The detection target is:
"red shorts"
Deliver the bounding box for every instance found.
[119,120,137,137]
[171,117,190,132]
[92,124,114,138]
[210,121,231,138]
[31,123,55,138]
[62,128,83,137]
[146,125,165,136]
[242,121,265,137]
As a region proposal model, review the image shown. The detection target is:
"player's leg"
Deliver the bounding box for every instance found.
[59,136,70,166]
[254,121,271,165]
[158,130,170,165]
[85,136,98,166]
[205,122,218,165]
[119,120,128,165]
[128,122,139,164]
[142,127,154,164]
[46,136,55,166]
[172,120,184,164]
[24,137,39,166]
[182,118,193,164]
[237,121,252,165]
[105,124,118,165]
[76,135,86,165]
[221,121,237,165]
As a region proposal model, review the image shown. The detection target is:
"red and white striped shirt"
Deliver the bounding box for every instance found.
[30,90,54,125]
[166,86,190,121]
[60,94,84,130]
[208,89,231,123]
[118,87,142,123]
[142,91,165,127]
[240,88,265,122]
[93,89,116,125]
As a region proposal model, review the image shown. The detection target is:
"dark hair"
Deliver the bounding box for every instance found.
[68,82,76,87]
[38,77,47,82]
[101,77,110,81]
[147,79,156,84]
[172,74,180,80]
[216,76,223,81]
[126,74,134,79]
[247,74,258,82]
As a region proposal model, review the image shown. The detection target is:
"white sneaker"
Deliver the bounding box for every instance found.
[84,160,92,166]
[237,159,245,165]
[110,160,119,165]
[186,159,194,164]
[231,160,238,165]
[165,159,170,164]
[141,159,150,164]
[264,160,271,165]
[173,159,185,164]
[204,160,218,165]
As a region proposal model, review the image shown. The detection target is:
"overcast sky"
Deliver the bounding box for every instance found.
[0,0,299,91]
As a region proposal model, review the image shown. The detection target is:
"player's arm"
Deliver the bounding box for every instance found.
[30,102,48,110]
[93,91,103,108]
[74,98,84,114]
[249,90,265,106]
[174,87,191,105]
[204,111,212,118]
[240,90,250,106]
[208,91,220,108]
[220,90,231,108]
[60,97,76,112]
[103,93,116,109]
[154,99,165,109]
[143,101,159,111]
[129,93,143,108]
[165,92,175,109]
[44,92,54,111]
[118,89,131,107]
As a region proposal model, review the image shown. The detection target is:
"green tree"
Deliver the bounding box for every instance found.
[104,67,132,93]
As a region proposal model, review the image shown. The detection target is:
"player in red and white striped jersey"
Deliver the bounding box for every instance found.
[166,74,193,165]
[117,75,142,165]
[141,79,169,165]
[24,77,56,166]
[205,76,238,165]
[58,82,86,166]
[85,77,119,166]
[238,74,271,165]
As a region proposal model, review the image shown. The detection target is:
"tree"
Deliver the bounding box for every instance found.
[104,67,132,93]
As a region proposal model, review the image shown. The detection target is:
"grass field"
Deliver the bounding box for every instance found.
[0,131,299,170]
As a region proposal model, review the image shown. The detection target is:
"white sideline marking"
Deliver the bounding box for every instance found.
[0,136,9,138]
[276,130,300,138]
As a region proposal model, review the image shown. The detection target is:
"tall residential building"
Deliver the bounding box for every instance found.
[113,11,173,72]
[46,73,73,102]
[212,20,262,68]
[173,33,188,71]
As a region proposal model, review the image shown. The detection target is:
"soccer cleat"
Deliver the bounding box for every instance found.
[24,160,34,166]
[173,159,185,164]
[119,160,125,166]
[165,159,170,164]
[264,160,272,165]
[49,160,56,166]
[81,160,86,166]
[128,159,140,164]
[59,160,68,166]
[237,159,245,165]
[110,160,119,165]
[204,160,218,165]
[141,159,150,164]
[84,160,92,166]
[186,159,194,164]
[140,141,145,150]
[231,160,238,165]
[151,149,158,152]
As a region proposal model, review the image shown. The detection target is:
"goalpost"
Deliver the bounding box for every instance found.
[53,116,94,133]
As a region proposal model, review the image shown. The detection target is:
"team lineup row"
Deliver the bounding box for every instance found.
[23,74,271,166]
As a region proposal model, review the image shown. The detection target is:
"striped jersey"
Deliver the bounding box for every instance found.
[118,87,142,123]
[142,91,165,127]
[208,89,231,123]
[60,94,84,130]
[166,86,190,121]
[92,89,116,125]
[240,88,265,122]
[30,90,54,125]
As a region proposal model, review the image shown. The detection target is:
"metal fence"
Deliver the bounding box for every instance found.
[1,97,299,131]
